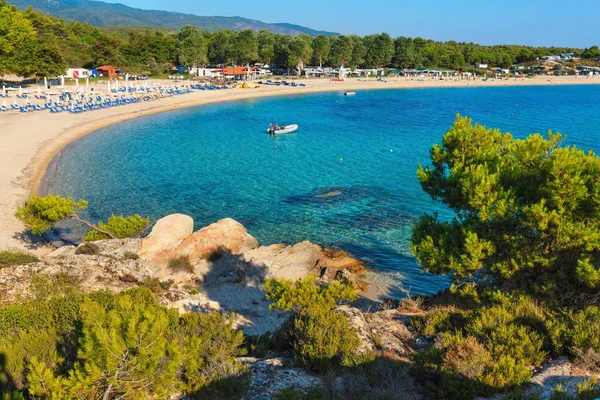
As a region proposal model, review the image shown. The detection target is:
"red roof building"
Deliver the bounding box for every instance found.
[96,66,120,78]
[218,66,257,80]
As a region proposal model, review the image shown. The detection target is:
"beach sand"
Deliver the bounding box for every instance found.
[1,75,599,253]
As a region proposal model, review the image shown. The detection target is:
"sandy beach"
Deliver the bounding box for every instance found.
[1,75,599,253]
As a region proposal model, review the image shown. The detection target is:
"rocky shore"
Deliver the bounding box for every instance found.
[0,214,369,335]
[0,214,594,399]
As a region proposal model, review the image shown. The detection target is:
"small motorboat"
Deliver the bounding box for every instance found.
[267,124,298,134]
[345,91,356,96]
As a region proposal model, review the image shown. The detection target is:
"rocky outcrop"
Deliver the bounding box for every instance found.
[139,213,193,264]
[337,306,413,356]
[243,356,323,400]
[1,214,368,336]
[174,218,258,262]
[0,239,155,304]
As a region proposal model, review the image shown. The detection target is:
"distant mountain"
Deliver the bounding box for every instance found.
[10,0,338,36]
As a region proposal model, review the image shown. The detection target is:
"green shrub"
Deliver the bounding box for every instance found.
[168,255,194,273]
[0,251,39,268]
[84,214,150,241]
[0,284,247,398]
[290,303,360,374]
[15,194,87,235]
[549,384,569,400]
[412,294,549,399]
[576,377,600,400]
[123,251,139,260]
[549,306,600,367]
[265,275,358,311]
[139,277,163,293]
[411,305,465,336]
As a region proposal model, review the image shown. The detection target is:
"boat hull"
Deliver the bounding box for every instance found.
[267,124,298,134]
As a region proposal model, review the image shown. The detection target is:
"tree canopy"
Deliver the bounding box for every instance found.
[0,0,597,78]
[411,115,600,305]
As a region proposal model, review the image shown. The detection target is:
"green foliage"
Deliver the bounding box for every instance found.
[549,306,600,368]
[265,275,358,311]
[83,214,150,241]
[412,293,550,399]
[0,251,39,268]
[577,377,600,400]
[122,251,139,260]
[265,276,361,374]
[15,194,87,235]
[412,115,600,305]
[1,0,593,77]
[290,303,360,374]
[168,255,194,273]
[411,305,466,337]
[0,281,247,398]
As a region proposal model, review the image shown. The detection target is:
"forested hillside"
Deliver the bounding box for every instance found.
[9,0,338,35]
[1,0,598,79]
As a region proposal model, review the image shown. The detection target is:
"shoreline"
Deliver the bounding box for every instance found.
[1,75,600,253]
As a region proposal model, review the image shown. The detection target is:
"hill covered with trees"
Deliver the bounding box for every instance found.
[1,0,598,79]
[9,0,338,36]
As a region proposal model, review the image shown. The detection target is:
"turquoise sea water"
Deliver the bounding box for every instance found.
[47,85,600,297]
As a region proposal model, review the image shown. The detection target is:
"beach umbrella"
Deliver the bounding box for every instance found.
[60,76,65,86]
[2,85,5,96]
[107,81,111,92]
[18,86,23,95]
[1,100,6,108]
[12,96,17,105]
[26,95,30,104]
[86,76,89,89]
[37,86,41,96]
[44,76,48,89]
[75,78,79,88]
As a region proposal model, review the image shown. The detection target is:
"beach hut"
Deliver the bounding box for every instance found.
[96,66,119,78]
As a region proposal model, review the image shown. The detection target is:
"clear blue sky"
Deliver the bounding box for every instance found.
[104,0,598,48]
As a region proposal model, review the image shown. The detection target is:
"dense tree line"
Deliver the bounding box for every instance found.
[2,1,597,78]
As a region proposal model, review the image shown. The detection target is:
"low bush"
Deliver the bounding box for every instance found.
[266,276,362,374]
[549,306,600,368]
[412,294,550,399]
[168,255,194,273]
[84,214,150,241]
[123,251,139,260]
[0,251,39,268]
[410,305,466,337]
[0,281,247,398]
[265,275,358,311]
[290,302,360,374]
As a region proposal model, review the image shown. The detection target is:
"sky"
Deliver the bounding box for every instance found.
[102,0,598,48]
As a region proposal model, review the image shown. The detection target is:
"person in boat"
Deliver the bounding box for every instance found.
[269,123,275,134]
[275,124,280,131]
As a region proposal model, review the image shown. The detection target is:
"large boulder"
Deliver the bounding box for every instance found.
[173,218,258,263]
[227,241,322,285]
[139,214,194,264]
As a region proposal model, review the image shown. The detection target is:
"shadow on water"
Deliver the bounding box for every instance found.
[283,185,388,207]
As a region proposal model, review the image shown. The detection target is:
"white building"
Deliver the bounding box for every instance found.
[476,63,488,69]
[65,68,90,79]
[189,67,221,78]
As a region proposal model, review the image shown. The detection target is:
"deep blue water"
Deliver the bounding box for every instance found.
[47,85,600,297]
